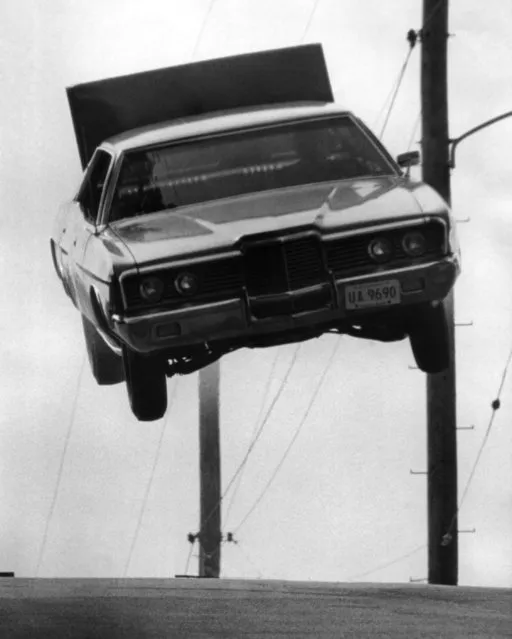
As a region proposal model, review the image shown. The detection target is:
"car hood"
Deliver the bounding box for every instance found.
[111,176,447,266]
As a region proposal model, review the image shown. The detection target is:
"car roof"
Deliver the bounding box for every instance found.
[102,102,351,155]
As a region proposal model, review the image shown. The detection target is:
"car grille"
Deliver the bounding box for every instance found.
[243,235,326,296]
[242,235,331,319]
[325,220,446,276]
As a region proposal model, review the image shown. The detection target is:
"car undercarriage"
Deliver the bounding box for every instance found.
[154,303,424,378]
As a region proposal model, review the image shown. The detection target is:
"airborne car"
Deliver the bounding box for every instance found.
[51,45,460,422]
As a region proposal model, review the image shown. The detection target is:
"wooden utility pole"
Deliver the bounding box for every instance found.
[198,360,222,577]
[421,0,458,585]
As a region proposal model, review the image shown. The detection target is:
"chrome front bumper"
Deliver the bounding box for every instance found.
[113,256,460,354]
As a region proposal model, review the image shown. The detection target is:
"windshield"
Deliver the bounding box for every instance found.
[109,116,395,222]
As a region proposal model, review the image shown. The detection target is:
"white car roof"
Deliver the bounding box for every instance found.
[102,102,351,155]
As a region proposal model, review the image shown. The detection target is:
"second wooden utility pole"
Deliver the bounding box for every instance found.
[198,360,222,578]
[421,0,458,585]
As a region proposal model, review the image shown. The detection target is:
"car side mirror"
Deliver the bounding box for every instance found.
[397,150,420,169]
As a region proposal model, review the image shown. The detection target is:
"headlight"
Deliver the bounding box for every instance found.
[368,237,393,263]
[174,272,199,296]
[402,231,426,257]
[139,276,164,302]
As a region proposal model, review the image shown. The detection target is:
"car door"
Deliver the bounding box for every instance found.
[66,148,114,314]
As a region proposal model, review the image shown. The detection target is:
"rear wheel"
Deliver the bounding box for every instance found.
[408,302,450,374]
[81,315,125,385]
[122,346,168,422]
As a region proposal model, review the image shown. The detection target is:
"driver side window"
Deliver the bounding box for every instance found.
[77,149,112,223]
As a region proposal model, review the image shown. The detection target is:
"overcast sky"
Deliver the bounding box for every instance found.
[0,0,511,587]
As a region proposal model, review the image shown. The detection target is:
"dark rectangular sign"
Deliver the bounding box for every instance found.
[67,44,334,168]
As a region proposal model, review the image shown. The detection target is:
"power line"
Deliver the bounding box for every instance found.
[407,110,422,152]
[300,0,321,42]
[219,345,300,505]
[233,541,264,579]
[184,536,196,576]
[379,31,418,140]
[373,68,407,132]
[197,344,301,536]
[442,342,512,544]
[234,337,341,533]
[35,355,86,577]
[224,348,281,526]
[123,378,179,577]
[191,0,217,60]
[346,544,426,582]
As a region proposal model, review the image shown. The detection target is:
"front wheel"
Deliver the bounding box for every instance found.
[408,302,450,374]
[122,347,168,422]
[82,315,125,385]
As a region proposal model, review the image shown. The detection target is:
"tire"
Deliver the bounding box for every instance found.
[122,346,168,422]
[408,302,450,374]
[82,315,125,385]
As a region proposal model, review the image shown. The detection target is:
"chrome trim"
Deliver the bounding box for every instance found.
[137,250,241,273]
[97,149,117,225]
[96,327,123,357]
[75,148,116,225]
[118,268,139,310]
[247,282,328,301]
[100,148,125,226]
[333,255,458,285]
[112,297,240,325]
[324,216,447,242]
[243,228,321,246]
[76,263,111,286]
[115,282,333,329]
[115,280,330,325]
[350,114,399,174]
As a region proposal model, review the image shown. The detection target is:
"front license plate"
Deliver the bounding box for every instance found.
[345,280,401,310]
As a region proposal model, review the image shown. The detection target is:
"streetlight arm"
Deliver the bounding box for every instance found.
[449,110,512,168]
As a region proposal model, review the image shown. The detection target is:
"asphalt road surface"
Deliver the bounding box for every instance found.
[1,579,510,638]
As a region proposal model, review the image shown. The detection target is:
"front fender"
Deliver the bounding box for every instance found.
[50,239,77,305]
[89,287,123,356]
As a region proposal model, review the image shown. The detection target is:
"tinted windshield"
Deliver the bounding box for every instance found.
[110,116,395,221]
